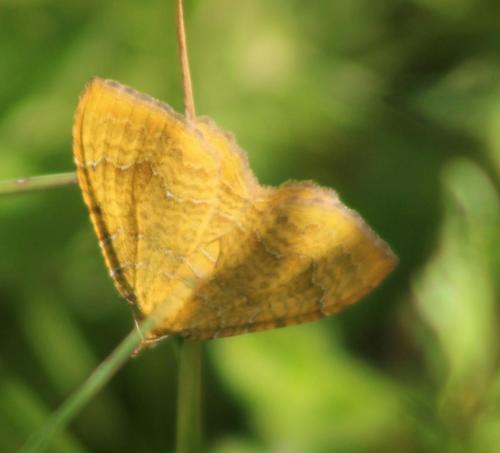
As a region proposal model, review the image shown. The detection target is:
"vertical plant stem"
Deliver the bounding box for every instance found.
[176,340,203,453]
[176,0,196,120]
[175,1,204,451]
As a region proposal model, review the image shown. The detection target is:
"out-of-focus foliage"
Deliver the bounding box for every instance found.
[0,0,498,451]
[414,160,499,452]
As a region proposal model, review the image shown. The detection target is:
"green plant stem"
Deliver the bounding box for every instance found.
[0,172,77,196]
[20,315,158,453]
[175,1,203,448]
[176,339,203,453]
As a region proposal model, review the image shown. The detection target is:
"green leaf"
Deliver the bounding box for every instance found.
[414,158,499,439]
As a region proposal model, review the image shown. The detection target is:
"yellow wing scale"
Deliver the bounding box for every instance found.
[73,78,397,341]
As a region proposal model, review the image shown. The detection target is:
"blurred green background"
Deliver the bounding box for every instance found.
[1,0,499,452]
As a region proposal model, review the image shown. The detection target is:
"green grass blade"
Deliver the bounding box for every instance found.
[20,327,142,453]
[20,307,204,453]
